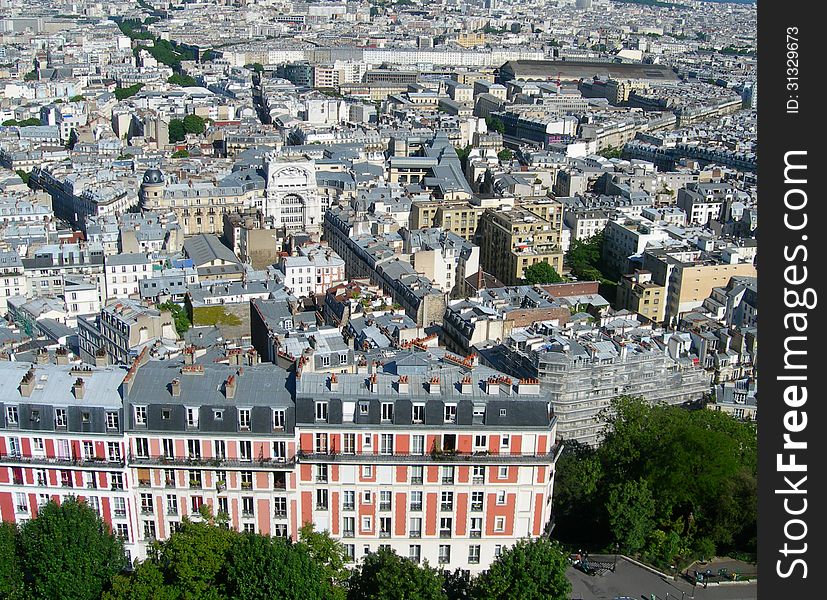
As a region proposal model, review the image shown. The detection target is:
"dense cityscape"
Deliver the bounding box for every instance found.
[0,0,757,598]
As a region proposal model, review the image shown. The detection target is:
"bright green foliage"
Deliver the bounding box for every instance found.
[155,519,236,599]
[298,523,349,596]
[14,170,31,186]
[158,301,191,335]
[18,498,127,600]
[69,95,86,102]
[496,148,512,162]
[168,73,197,87]
[607,479,656,552]
[104,560,177,600]
[171,149,190,158]
[346,548,447,600]
[471,538,571,600]
[523,261,564,284]
[566,233,608,281]
[0,522,23,600]
[223,534,335,599]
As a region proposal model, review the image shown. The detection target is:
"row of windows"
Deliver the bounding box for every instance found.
[133,406,286,430]
[310,432,514,455]
[5,407,119,430]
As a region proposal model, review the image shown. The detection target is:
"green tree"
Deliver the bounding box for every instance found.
[18,497,127,600]
[346,548,446,600]
[0,521,23,600]
[104,560,178,600]
[496,148,512,162]
[298,523,349,596]
[471,538,571,600]
[114,83,144,101]
[552,440,605,543]
[168,119,186,143]
[182,114,206,135]
[598,146,623,159]
[66,129,79,150]
[171,149,190,158]
[223,533,337,599]
[245,62,264,73]
[2,118,42,127]
[69,95,85,102]
[485,115,505,134]
[158,301,190,336]
[14,170,30,186]
[155,518,235,599]
[607,479,656,552]
[443,568,473,600]
[566,232,609,282]
[523,261,564,284]
[168,73,197,87]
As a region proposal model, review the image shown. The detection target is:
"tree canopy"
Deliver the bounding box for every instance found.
[168,73,197,87]
[523,261,564,284]
[553,396,757,569]
[114,83,144,101]
[346,548,446,600]
[471,538,571,600]
[17,498,127,600]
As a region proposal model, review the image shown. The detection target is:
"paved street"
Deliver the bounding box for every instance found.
[568,557,757,600]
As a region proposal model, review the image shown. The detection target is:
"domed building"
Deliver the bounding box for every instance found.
[139,168,166,211]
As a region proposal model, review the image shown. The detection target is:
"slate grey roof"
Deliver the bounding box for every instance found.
[183,234,241,267]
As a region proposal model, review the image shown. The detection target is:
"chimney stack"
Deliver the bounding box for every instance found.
[19,368,36,397]
[94,349,108,367]
[36,349,49,364]
[73,377,85,399]
[55,347,69,365]
[171,378,181,397]
[224,374,237,399]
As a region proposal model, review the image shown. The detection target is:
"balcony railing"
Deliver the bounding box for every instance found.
[410,531,422,539]
[379,531,391,538]
[128,453,295,469]
[379,503,391,512]
[296,448,558,465]
[440,503,453,512]
[470,530,482,538]
[0,452,125,469]
[471,503,483,512]
[439,531,452,539]
[343,530,355,538]
[343,503,355,511]
[409,503,422,512]
[274,510,287,519]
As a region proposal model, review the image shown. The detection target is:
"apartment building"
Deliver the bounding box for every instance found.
[104,253,156,300]
[77,299,178,365]
[477,202,564,286]
[0,350,560,572]
[278,246,346,298]
[616,270,667,323]
[481,324,710,446]
[0,361,136,557]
